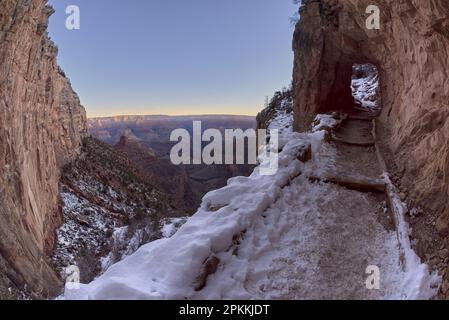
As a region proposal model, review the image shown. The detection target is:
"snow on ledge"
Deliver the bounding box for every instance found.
[312,113,345,133]
[63,131,317,300]
[382,173,441,299]
[62,113,439,300]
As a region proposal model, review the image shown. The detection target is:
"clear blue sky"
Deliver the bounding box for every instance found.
[48,0,298,118]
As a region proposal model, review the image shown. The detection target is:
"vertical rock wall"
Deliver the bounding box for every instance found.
[292,0,449,237]
[0,0,87,297]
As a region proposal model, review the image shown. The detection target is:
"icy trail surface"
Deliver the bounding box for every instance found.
[64,113,439,300]
[199,175,401,299]
[197,119,437,299]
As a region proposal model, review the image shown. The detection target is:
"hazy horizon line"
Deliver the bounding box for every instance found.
[88,113,257,120]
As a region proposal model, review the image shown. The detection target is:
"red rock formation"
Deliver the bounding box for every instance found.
[292,0,449,237]
[0,0,87,297]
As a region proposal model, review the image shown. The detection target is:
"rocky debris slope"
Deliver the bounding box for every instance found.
[114,135,195,212]
[0,0,87,297]
[292,0,449,289]
[52,137,179,285]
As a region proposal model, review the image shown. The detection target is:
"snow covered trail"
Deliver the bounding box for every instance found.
[64,114,439,300]
[197,122,401,299]
[195,115,437,299]
[197,116,440,300]
[198,175,402,299]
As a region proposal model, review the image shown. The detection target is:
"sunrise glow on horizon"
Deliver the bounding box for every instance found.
[85,104,260,118]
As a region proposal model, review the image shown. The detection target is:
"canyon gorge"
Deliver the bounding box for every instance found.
[0,0,448,299]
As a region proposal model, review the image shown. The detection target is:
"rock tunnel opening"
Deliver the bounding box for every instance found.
[318,62,381,117]
[350,64,381,116]
[321,64,382,160]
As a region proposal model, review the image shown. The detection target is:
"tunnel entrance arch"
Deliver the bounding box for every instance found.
[317,62,381,117]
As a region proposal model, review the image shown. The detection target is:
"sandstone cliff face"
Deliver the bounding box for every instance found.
[0,0,87,297]
[293,0,449,236]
